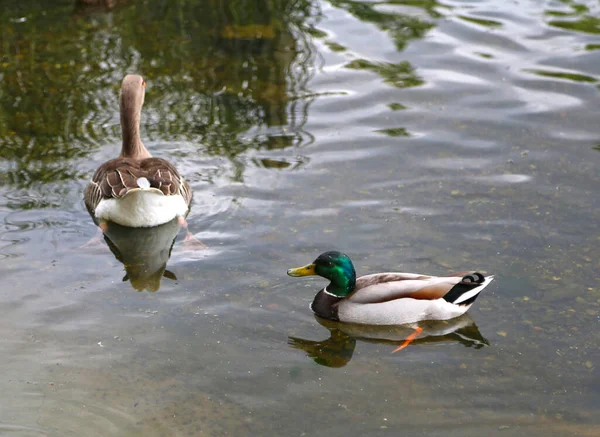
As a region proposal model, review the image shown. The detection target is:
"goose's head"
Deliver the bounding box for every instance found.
[120,74,146,116]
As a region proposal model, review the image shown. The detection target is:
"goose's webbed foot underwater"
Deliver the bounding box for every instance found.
[178,216,207,250]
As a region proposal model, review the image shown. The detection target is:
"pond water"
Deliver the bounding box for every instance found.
[1,0,599,435]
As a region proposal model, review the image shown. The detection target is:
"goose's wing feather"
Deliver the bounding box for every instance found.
[141,158,188,199]
[141,158,192,205]
[179,178,193,207]
[84,180,103,217]
[349,271,486,304]
[84,157,192,215]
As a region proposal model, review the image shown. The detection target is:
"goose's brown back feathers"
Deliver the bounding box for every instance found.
[84,157,192,217]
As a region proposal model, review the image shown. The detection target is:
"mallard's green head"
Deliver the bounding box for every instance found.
[287,251,356,297]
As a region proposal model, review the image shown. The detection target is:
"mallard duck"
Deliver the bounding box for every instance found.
[84,75,192,232]
[287,251,494,327]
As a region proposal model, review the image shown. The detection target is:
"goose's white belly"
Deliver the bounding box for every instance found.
[95,190,188,228]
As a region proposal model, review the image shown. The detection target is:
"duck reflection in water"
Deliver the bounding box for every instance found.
[102,218,181,292]
[288,314,489,368]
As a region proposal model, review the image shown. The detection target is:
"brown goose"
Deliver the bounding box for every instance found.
[84,75,192,231]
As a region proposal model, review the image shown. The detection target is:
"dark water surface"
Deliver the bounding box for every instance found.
[1,0,599,435]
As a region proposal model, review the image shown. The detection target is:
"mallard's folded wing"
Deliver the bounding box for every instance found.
[350,272,490,304]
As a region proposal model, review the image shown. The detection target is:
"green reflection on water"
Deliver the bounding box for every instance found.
[329,0,438,50]
[324,40,347,52]
[546,0,600,34]
[545,0,590,17]
[387,102,408,111]
[0,0,320,197]
[0,0,441,196]
[374,127,410,137]
[523,68,598,83]
[345,59,423,88]
[458,15,502,28]
[549,16,600,34]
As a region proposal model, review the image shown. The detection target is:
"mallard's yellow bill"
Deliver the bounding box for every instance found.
[287,263,316,277]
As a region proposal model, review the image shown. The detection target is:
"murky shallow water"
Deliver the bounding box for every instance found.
[1,0,599,435]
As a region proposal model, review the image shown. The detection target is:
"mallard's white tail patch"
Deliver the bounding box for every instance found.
[453,276,494,305]
[137,177,150,189]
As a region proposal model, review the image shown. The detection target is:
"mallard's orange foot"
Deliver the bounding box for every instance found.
[392,326,423,353]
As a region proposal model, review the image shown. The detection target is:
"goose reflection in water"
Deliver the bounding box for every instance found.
[102,218,182,292]
[288,314,489,368]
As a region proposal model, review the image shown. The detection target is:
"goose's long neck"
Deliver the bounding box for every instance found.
[120,95,151,159]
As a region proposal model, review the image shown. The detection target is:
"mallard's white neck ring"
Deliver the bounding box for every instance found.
[323,286,339,298]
